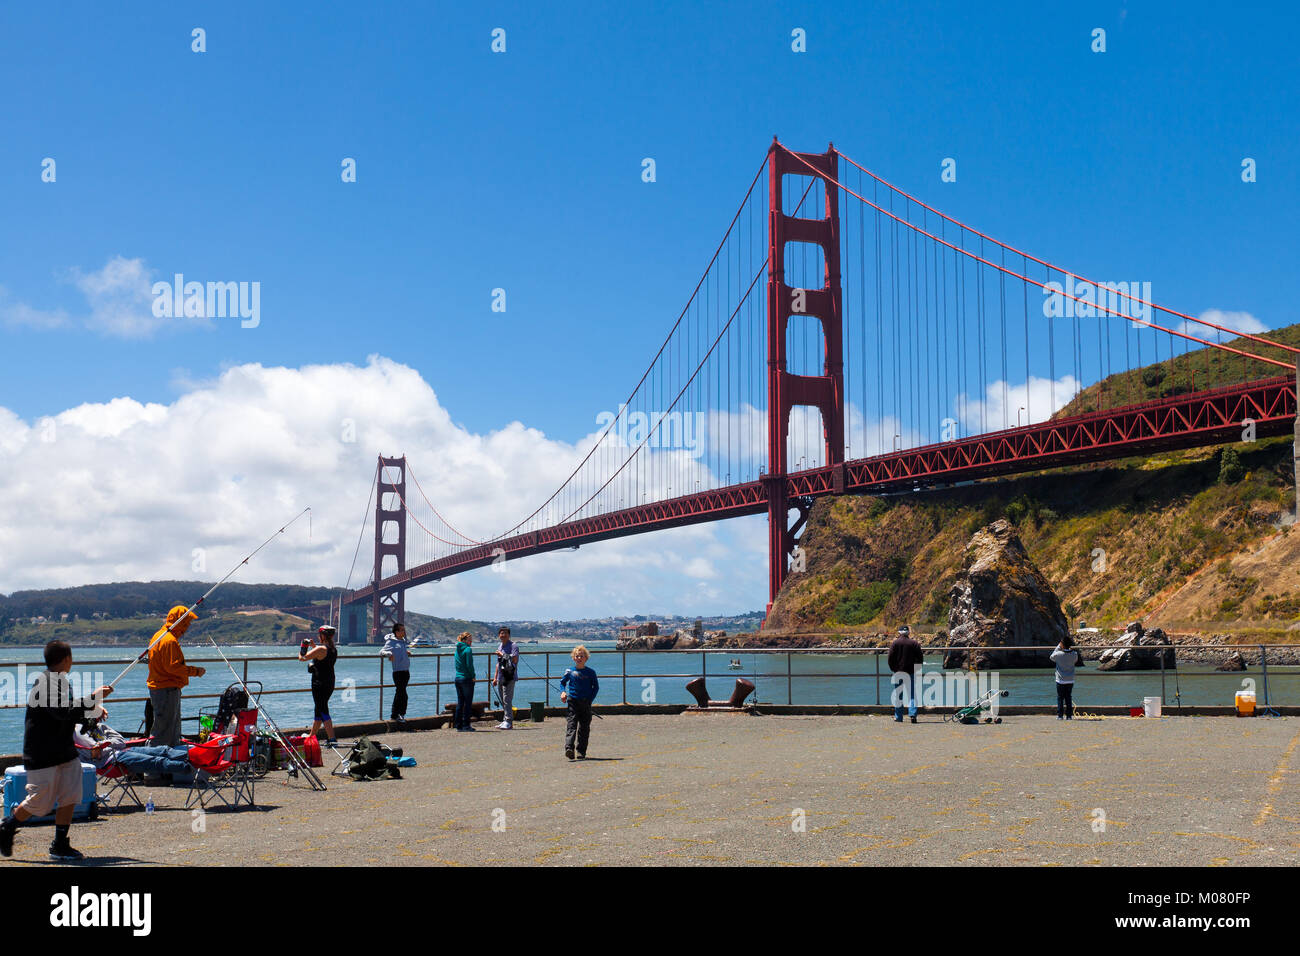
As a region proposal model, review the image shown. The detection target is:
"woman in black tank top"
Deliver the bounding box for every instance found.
[300,626,339,746]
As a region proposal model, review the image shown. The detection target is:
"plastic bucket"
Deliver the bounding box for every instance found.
[1143,696,1162,717]
[1234,692,1256,717]
[529,701,545,723]
[1128,706,1145,717]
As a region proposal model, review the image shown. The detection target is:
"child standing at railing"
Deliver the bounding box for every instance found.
[559,645,599,760]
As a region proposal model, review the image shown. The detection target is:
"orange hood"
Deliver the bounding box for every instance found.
[163,605,197,638]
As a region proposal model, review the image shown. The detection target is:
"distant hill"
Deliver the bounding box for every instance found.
[0,581,335,624]
[0,581,538,645]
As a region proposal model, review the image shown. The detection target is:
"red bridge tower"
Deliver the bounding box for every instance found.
[764,142,845,615]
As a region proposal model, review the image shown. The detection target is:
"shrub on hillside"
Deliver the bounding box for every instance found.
[833,581,898,625]
[1218,447,1245,484]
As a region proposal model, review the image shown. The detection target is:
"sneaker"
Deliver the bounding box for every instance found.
[464,726,477,733]
[577,752,586,759]
[326,739,338,748]
[49,841,84,862]
[893,717,903,723]
[910,716,917,724]
[392,715,406,724]
[565,749,575,760]
[0,820,15,858]
[497,721,509,729]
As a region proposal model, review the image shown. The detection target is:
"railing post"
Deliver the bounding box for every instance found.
[242,659,248,685]
[1159,648,1166,705]
[378,655,385,721]
[622,650,627,706]
[787,652,792,705]
[1260,644,1269,706]
[545,653,550,707]
[435,654,441,718]
[875,650,880,706]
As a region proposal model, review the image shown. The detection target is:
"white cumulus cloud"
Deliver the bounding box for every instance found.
[1,257,211,339]
[0,357,766,620]
[955,374,1082,434]
[1175,309,1269,338]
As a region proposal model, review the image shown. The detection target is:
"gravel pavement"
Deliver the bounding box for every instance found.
[4,714,1296,866]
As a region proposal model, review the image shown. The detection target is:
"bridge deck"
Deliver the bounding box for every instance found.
[16,714,1297,866]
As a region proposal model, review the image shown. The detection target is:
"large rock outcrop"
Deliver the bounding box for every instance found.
[1096,621,1176,671]
[616,628,720,651]
[943,519,1067,669]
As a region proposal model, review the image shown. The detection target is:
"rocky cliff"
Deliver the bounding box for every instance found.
[764,436,1299,641]
[943,519,1067,668]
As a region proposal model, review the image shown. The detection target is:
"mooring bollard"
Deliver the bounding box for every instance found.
[685,677,755,709]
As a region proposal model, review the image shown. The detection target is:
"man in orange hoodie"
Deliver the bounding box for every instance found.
[146,606,206,747]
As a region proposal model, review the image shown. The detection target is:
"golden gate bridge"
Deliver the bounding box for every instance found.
[337,139,1299,641]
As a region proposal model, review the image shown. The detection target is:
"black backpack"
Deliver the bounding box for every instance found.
[214,685,250,733]
[346,736,402,780]
[497,648,517,682]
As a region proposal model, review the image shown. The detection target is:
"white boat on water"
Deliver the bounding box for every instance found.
[727,659,743,669]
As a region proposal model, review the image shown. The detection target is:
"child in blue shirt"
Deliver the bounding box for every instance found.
[559,645,599,760]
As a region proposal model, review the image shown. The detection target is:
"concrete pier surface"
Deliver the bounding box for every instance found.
[5,714,1296,866]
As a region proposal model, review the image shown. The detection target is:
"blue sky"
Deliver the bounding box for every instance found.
[0,1,1296,617]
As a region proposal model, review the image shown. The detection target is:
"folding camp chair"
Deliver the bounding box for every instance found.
[95,758,146,812]
[185,708,258,810]
[77,721,148,812]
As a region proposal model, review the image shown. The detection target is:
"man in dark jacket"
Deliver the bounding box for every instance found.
[1,640,112,861]
[887,625,924,724]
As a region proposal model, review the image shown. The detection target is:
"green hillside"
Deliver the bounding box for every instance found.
[1055,321,1299,418]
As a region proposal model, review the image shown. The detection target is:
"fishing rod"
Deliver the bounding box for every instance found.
[106,508,313,691]
[204,637,327,792]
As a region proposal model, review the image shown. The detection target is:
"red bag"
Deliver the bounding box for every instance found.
[301,735,322,768]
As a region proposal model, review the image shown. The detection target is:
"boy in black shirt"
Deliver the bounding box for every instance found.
[1,640,111,861]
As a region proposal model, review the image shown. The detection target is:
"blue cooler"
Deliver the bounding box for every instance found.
[3,763,98,822]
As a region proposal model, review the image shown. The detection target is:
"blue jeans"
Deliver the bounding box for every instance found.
[454,678,475,729]
[891,671,919,720]
[1056,681,1074,718]
[113,745,192,776]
